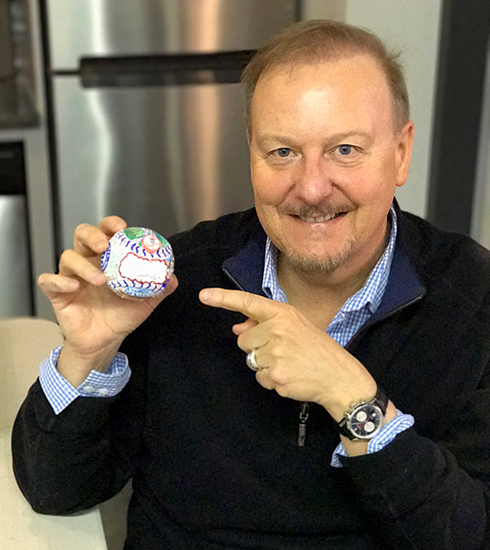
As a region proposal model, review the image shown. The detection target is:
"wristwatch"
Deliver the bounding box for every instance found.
[337,386,388,440]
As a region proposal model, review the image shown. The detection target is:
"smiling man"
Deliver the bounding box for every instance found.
[250,58,410,275]
[12,20,490,550]
[248,54,413,313]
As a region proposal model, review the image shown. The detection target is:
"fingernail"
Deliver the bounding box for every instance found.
[199,289,211,302]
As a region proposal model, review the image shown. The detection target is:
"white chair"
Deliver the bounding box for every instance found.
[0,316,130,550]
[0,316,63,429]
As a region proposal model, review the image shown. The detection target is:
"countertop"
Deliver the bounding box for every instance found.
[0,427,107,550]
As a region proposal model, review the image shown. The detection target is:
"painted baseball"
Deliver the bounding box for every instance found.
[101,227,174,299]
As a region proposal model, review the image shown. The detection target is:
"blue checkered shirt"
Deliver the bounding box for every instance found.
[39,347,130,414]
[262,206,414,466]
[40,206,413,464]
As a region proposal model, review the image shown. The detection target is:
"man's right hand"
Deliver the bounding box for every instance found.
[38,216,178,387]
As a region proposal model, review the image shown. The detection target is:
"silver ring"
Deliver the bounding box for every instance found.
[246,349,261,371]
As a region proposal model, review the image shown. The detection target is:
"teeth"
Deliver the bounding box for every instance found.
[301,212,342,223]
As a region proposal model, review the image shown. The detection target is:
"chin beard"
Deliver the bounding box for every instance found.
[281,239,355,275]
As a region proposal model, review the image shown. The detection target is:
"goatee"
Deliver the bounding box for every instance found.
[279,238,355,275]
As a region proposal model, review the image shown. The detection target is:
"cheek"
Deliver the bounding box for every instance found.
[251,165,292,207]
[349,160,397,198]
[253,183,280,207]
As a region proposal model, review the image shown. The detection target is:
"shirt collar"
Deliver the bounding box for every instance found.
[262,205,398,316]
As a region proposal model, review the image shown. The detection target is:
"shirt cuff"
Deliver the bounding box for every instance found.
[39,346,131,415]
[330,410,415,468]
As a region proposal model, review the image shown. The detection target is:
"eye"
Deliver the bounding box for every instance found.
[275,147,291,158]
[338,144,353,156]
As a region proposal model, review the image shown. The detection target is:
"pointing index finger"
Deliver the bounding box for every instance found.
[199,288,283,322]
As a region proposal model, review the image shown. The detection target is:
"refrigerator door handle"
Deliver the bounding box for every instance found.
[79,50,255,88]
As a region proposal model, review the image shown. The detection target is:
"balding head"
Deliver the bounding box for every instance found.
[242,19,410,134]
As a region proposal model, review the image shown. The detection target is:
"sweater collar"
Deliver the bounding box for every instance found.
[222,222,267,296]
[222,205,426,317]
[371,201,427,321]
[372,231,426,322]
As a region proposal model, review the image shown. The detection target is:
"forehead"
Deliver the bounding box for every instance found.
[250,55,395,135]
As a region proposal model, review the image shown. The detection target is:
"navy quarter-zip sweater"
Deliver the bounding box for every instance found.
[12,207,490,549]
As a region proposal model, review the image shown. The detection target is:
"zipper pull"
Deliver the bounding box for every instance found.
[298,401,310,447]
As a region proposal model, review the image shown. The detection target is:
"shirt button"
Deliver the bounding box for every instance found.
[82,385,94,393]
[97,388,109,397]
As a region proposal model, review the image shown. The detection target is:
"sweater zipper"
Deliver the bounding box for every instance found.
[298,401,310,446]
[297,294,425,447]
[223,267,312,447]
[224,267,424,448]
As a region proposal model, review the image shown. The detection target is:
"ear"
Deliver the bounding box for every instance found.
[247,128,253,173]
[395,120,415,188]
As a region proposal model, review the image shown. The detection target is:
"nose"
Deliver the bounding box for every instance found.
[293,154,333,204]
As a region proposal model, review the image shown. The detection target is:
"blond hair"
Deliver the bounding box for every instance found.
[242,20,409,131]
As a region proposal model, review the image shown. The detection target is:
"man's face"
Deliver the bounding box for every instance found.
[248,55,413,278]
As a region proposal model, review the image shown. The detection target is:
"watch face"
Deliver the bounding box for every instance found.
[347,404,384,439]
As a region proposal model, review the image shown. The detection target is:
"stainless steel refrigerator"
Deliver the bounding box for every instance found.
[0,0,36,318]
[43,0,297,252]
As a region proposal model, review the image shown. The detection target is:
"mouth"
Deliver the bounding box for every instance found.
[294,211,346,224]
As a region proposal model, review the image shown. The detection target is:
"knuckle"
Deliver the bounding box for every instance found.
[270,325,287,340]
[275,386,289,398]
[37,273,60,298]
[277,307,292,320]
[255,372,273,390]
[243,293,255,312]
[100,215,126,231]
[164,275,178,294]
[269,344,286,361]
[37,273,49,289]
[236,333,248,351]
[73,223,91,240]
[59,248,74,266]
[271,370,289,387]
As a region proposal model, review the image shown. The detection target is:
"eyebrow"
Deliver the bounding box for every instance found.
[255,135,296,147]
[326,131,373,143]
[256,131,374,147]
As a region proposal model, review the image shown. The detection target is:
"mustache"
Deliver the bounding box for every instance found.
[278,202,355,218]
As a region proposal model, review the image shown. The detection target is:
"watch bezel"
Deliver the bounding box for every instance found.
[337,387,388,440]
[344,402,385,440]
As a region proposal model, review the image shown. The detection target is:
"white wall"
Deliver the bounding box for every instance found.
[301,0,443,219]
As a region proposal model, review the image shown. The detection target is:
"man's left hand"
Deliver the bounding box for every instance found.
[199,288,379,423]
